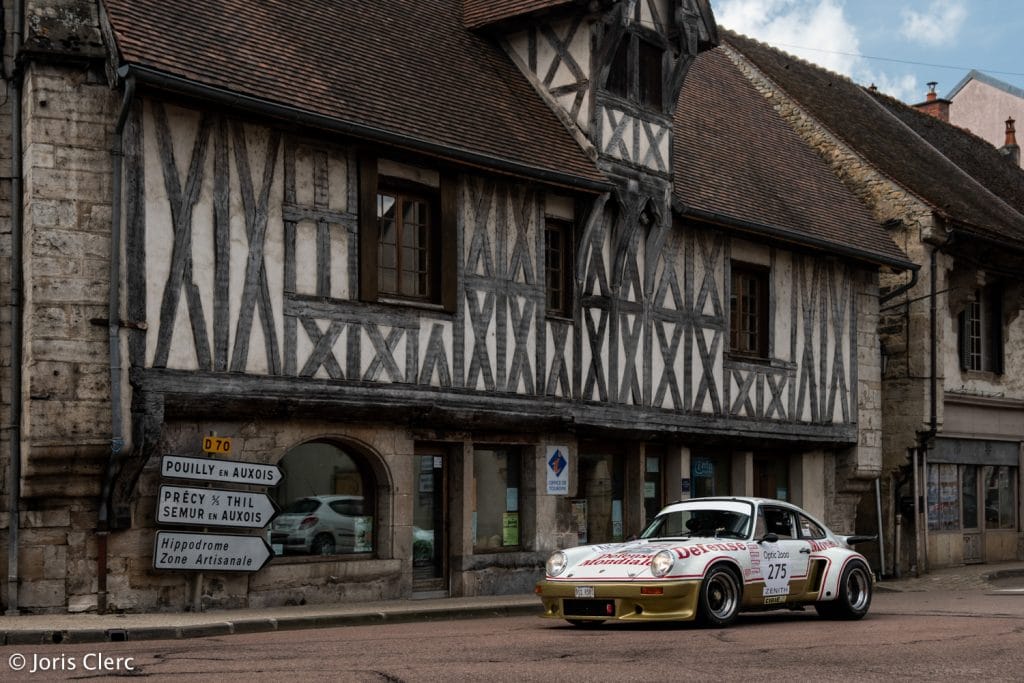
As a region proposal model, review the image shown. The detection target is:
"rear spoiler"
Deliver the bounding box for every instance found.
[840,534,877,546]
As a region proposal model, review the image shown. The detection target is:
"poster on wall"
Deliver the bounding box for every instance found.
[502,512,519,546]
[546,445,570,495]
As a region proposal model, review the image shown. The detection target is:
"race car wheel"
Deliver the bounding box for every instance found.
[697,564,741,628]
[815,560,872,620]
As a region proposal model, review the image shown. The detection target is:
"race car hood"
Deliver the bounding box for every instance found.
[555,538,751,581]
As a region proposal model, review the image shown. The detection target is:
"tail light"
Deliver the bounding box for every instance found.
[299,516,319,530]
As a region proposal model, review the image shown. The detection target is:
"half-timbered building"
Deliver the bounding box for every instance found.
[0,0,912,613]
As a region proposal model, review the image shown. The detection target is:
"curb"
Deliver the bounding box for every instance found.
[0,602,543,646]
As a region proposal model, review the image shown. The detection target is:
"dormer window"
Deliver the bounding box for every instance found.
[605,34,665,110]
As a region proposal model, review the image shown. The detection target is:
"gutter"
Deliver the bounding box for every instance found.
[96,74,136,615]
[674,201,917,272]
[6,0,23,617]
[117,64,612,194]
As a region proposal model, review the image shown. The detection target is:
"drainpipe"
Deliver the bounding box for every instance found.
[6,0,24,617]
[96,74,135,615]
[912,246,940,578]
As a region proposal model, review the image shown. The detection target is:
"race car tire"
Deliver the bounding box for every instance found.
[815,559,872,620]
[696,564,741,628]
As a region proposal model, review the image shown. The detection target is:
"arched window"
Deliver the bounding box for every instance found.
[269,442,376,557]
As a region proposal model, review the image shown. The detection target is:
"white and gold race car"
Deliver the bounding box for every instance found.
[536,497,874,628]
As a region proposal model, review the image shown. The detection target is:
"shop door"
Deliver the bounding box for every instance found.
[413,453,447,595]
[961,465,983,564]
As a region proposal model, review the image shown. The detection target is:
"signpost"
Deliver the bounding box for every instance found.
[154,443,283,582]
[157,485,278,528]
[161,454,282,486]
[153,531,273,572]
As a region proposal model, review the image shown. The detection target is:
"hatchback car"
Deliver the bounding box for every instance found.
[270,495,364,555]
[536,497,875,627]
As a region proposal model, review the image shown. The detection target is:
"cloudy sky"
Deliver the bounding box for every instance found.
[709,0,1024,103]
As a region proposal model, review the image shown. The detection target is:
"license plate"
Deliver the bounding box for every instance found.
[575,586,594,598]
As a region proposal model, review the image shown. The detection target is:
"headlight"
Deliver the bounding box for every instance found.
[546,551,568,577]
[650,549,675,577]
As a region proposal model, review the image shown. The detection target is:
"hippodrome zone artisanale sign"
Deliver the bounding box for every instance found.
[161,454,282,486]
[153,531,274,571]
[157,484,279,528]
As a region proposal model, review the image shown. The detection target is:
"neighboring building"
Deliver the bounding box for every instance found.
[0,1,912,614]
[944,71,1024,168]
[726,32,1024,575]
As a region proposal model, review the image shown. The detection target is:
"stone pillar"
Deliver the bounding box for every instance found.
[732,451,753,496]
[663,444,690,502]
[791,450,826,518]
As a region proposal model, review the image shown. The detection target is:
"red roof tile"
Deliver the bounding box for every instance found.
[463,0,577,29]
[102,0,606,188]
[674,47,911,268]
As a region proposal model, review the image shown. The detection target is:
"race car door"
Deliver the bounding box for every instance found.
[757,505,812,601]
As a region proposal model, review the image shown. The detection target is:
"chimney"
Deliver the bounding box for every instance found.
[1000,117,1020,166]
[913,82,950,121]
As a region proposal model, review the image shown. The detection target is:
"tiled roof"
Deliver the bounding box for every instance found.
[101,0,606,188]
[726,31,1024,248]
[463,0,577,29]
[674,46,912,268]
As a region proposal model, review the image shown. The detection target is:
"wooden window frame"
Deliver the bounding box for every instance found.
[359,155,457,312]
[729,262,770,360]
[605,33,665,111]
[958,286,1004,374]
[544,217,574,318]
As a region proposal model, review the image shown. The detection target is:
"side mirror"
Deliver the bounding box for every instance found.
[759,532,779,544]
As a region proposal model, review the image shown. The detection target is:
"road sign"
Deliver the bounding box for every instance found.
[157,485,279,529]
[202,435,232,454]
[160,454,282,486]
[154,531,273,572]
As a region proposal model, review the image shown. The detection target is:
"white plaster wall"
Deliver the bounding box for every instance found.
[949,80,1024,166]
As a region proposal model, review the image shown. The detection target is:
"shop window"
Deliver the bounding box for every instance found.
[729,262,770,359]
[927,463,961,531]
[958,287,1004,374]
[545,217,573,317]
[984,465,1016,530]
[644,452,664,527]
[691,454,731,498]
[473,447,522,551]
[359,156,456,311]
[270,442,376,557]
[754,457,788,501]
[576,451,625,543]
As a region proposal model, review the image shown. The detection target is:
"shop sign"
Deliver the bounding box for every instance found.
[546,445,569,495]
[154,531,273,572]
[157,485,279,529]
[161,454,282,486]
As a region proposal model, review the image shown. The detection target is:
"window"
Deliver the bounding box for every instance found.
[644,452,664,527]
[270,442,376,557]
[984,465,1016,530]
[730,263,770,359]
[545,218,573,316]
[759,506,796,539]
[473,448,521,551]
[958,287,1004,374]
[359,156,456,311]
[691,454,731,498]
[797,515,826,540]
[604,34,665,110]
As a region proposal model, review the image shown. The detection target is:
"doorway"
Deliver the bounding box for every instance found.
[413,452,447,596]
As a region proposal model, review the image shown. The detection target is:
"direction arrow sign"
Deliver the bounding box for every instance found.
[153,531,274,572]
[157,485,279,529]
[161,454,282,486]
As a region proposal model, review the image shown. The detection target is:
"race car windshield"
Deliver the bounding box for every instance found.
[641,508,752,540]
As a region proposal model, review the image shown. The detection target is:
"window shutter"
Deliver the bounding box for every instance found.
[957,310,969,371]
[989,288,1004,375]
[358,155,379,303]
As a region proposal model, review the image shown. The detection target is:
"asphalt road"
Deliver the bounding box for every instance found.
[1,590,1022,681]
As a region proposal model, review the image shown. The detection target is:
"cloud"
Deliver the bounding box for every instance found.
[899,0,968,47]
[711,0,922,101]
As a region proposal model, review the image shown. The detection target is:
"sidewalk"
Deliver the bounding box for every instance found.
[2,561,1023,645]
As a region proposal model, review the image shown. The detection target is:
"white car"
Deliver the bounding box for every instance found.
[536,497,875,627]
[270,495,364,555]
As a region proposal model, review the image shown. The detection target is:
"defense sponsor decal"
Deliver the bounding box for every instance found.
[672,542,748,559]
